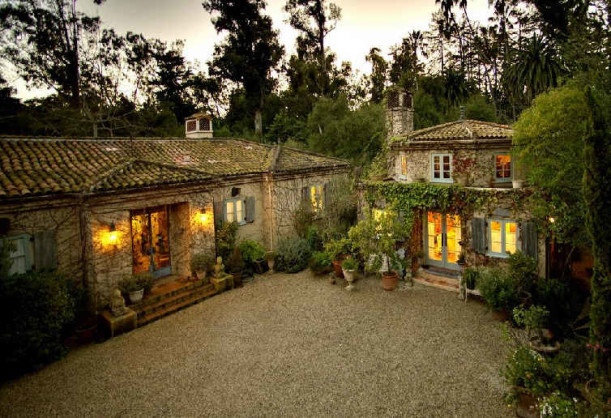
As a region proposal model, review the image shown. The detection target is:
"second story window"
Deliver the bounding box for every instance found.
[495,155,512,181]
[431,154,452,183]
[400,155,407,178]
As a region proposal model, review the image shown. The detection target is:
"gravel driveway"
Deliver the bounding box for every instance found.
[0,272,511,417]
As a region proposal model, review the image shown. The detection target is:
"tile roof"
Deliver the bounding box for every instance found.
[395,120,512,142]
[0,137,349,199]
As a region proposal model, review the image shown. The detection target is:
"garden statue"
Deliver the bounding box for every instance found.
[214,256,224,279]
[110,288,126,317]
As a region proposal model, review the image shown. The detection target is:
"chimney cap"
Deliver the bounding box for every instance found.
[185,112,212,121]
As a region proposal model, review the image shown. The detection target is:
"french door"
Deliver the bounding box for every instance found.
[131,206,172,279]
[425,212,462,270]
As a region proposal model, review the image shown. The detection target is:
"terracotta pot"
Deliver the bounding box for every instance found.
[128,289,144,304]
[492,309,511,322]
[514,388,538,418]
[332,259,344,278]
[382,271,399,291]
[266,259,275,271]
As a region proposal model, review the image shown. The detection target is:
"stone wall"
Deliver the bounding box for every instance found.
[393,146,513,188]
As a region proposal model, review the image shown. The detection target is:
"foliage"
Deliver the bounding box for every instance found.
[348,208,410,274]
[305,226,323,252]
[216,221,239,262]
[477,267,520,312]
[507,251,537,295]
[308,251,333,275]
[264,251,275,261]
[226,247,245,273]
[317,177,357,241]
[239,240,266,264]
[323,237,352,260]
[539,392,578,418]
[0,271,76,380]
[513,305,550,339]
[274,238,312,273]
[341,256,358,271]
[191,253,215,273]
[118,272,153,295]
[462,267,479,290]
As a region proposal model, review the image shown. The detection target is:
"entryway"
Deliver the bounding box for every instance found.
[424,212,462,271]
[131,206,172,278]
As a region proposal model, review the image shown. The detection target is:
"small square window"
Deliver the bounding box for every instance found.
[199,118,210,131]
[432,154,452,183]
[495,155,512,181]
[186,120,196,132]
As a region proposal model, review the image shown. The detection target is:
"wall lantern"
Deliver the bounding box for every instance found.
[196,208,211,226]
[103,222,119,247]
[549,217,556,224]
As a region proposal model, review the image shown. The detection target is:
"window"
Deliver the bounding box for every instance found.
[225,198,245,224]
[199,118,210,131]
[310,185,323,214]
[1,234,32,275]
[400,155,407,178]
[431,154,452,183]
[186,120,196,132]
[495,154,512,181]
[488,219,518,257]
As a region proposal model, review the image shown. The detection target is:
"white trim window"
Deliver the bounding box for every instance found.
[488,219,518,257]
[1,234,32,275]
[399,155,408,179]
[431,154,453,183]
[225,198,245,225]
[495,154,512,181]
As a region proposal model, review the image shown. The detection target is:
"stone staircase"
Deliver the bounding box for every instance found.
[132,279,219,327]
[414,269,460,293]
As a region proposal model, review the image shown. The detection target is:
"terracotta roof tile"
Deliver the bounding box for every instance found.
[0,137,349,199]
[396,120,512,142]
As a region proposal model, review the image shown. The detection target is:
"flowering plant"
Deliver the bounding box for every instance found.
[539,392,578,417]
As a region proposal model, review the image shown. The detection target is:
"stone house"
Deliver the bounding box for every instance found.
[373,90,546,281]
[0,116,350,308]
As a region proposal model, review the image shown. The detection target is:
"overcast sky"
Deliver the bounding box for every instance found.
[14,0,493,99]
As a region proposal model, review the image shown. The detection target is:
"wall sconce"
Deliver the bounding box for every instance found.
[103,222,119,247]
[196,208,211,226]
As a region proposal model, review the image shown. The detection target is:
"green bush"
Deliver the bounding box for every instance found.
[275,238,311,273]
[239,240,265,265]
[477,267,520,312]
[0,271,76,380]
[306,225,323,251]
[462,267,480,290]
[341,256,358,271]
[216,221,238,262]
[309,251,333,275]
[118,272,153,296]
[508,251,538,295]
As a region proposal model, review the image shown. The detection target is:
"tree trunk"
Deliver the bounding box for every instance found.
[254,109,263,137]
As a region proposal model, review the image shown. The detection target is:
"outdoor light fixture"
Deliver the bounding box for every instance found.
[103,222,119,247]
[197,208,210,226]
[549,217,556,224]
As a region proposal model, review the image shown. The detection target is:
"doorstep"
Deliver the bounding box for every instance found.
[414,270,460,293]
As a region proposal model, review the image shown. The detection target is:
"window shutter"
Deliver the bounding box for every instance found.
[213,199,224,229]
[246,196,255,223]
[522,222,538,261]
[471,218,486,254]
[301,186,309,202]
[34,230,57,271]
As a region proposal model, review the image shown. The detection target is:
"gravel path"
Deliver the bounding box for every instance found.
[0,272,511,417]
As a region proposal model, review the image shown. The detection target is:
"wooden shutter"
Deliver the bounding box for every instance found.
[323,184,329,211]
[301,186,310,202]
[213,199,224,229]
[34,230,57,271]
[245,196,255,223]
[471,218,486,254]
[522,222,538,261]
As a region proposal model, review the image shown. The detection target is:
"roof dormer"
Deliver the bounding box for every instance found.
[185,112,213,139]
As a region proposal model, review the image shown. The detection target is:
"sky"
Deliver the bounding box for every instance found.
[14,0,493,99]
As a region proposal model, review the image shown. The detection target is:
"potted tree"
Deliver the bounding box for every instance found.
[119,272,153,304]
[264,251,275,272]
[239,240,266,275]
[341,256,358,291]
[190,253,213,283]
[309,251,333,276]
[323,237,352,279]
[227,247,244,287]
[348,208,409,291]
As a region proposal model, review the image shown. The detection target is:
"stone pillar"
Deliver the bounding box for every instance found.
[386,90,414,141]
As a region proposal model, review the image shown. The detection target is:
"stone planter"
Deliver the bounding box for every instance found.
[381,271,399,291]
[266,259,275,272]
[211,277,227,292]
[253,259,267,274]
[512,179,524,189]
[342,268,355,291]
[128,289,144,304]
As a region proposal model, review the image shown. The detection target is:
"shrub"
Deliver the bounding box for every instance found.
[462,267,480,290]
[513,305,550,339]
[226,247,244,273]
[306,225,323,251]
[477,267,520,312]
[118,272,153,296]
[275,238,311,273]
[323,237,352,260]
[309,251,333,275]
[341,256,358,271]
[191,253,215,274]
[504,345,550,400]
[216,221,238,262]
[508,251,537,295]
[0,271,76,380]
[239,240,265,265]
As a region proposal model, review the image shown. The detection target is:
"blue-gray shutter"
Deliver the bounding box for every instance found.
[34,230,57,271]
[213,199,224,229]
[522,222,538,261]
[471,218,486,254]
[245,196,255,223]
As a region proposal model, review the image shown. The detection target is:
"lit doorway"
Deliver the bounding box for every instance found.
[131,206,172,279]
[425,212,462,270]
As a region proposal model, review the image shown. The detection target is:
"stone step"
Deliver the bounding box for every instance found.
[131,279,207,309]
[135,283,216,318]
[137,286,218,327]
[416,270,460,293]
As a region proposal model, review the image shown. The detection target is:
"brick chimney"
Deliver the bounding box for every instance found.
[185,113,213,139]
[386,89,414,140]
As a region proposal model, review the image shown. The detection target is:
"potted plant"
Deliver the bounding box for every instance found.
[264,251,275,271]
[227,247,244,287]
[462,267,479,291]
[341,256,358,291]
[119,272,153,304]
[452,156,476,186]
[239,240,266,275]
[190,253,213,283]
[513,305,560,353]
[348,208,409,291]
[323,237,352,279]
[477,267,520,320]
[309,251,333,276]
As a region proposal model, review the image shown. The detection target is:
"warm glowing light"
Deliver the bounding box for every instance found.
[198,213,209,223]
[108,231,118,243]
[102,222,120,247]
[549,217,556,224]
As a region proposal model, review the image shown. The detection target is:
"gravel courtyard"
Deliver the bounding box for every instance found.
[0,272,511,417]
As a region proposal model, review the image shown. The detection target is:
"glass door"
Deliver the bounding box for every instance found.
[131,206,172,279]
[425,212,462,270]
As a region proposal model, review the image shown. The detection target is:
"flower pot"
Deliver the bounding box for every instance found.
[514,388,538,418]
[195,270,207,282]
[381,271,399,291]
[253,259,267,274]
[342,268,355,291]
[211,277,227,292]
[492,309,511,322]
[332,259,344,278]
[512,179,524,189]
[266,259,275,272]
[128,288,144,304]
[231,271,243,287]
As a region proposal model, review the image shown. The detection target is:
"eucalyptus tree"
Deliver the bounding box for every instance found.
[203,0,284,137]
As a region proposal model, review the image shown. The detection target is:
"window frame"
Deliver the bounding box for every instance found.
[224,197,246,225]
[494,153,513,182]
[310,185,324,215]
[3,234,33,275]
[399,155,408,179]
[487,218,519,258]
[431,153,453,183]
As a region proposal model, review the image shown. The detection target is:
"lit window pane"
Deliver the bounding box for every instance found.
[226,201,235,223]
[491,221,502,253]
[505,222,517,254]
[496,155,511,179]
[401,156,407,176]
[236,200,243,222]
